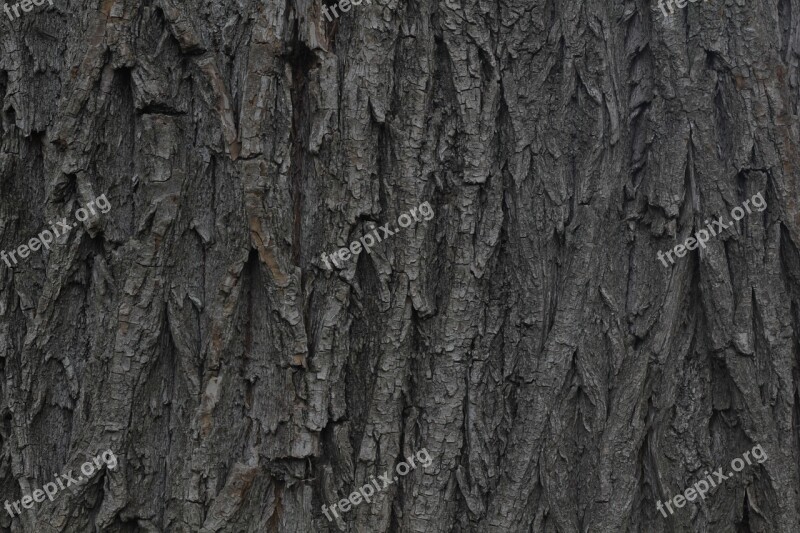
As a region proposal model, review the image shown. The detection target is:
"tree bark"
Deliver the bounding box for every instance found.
[0,0,799,531]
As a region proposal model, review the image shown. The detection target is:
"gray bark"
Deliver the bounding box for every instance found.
[0,0,799,531]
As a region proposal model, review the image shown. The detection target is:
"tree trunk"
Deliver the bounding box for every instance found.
[0,0,799,531]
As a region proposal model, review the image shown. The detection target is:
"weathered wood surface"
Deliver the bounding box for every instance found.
[0,0,799,531]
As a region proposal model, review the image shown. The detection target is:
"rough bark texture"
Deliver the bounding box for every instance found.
[0,0,799,531]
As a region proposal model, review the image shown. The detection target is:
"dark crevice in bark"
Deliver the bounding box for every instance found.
[286,34,316,268]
